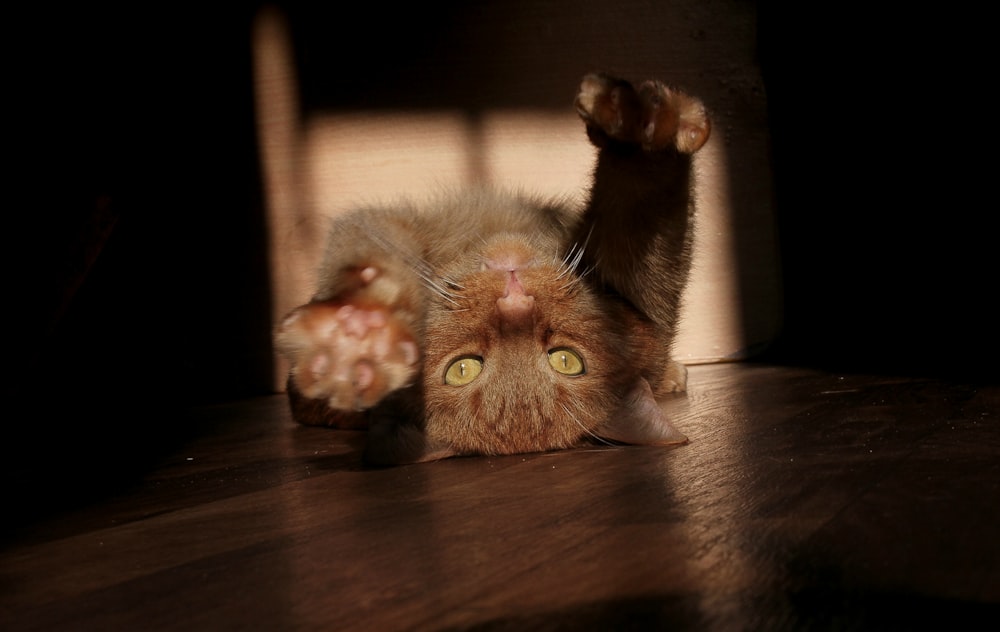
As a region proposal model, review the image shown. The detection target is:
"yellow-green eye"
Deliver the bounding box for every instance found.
[548,347,585,376]
[444,356,483,386]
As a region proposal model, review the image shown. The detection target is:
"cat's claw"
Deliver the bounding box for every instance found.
[576,73,710,154]
[276,301,419,411]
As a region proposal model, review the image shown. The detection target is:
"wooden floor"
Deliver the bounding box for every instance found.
[2,362,999,630]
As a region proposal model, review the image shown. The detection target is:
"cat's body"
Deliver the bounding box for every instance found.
[275,73,710,465]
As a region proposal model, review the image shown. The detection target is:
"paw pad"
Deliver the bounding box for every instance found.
[276,300,419,411]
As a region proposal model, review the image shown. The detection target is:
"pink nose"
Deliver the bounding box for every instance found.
[496,271,535,331]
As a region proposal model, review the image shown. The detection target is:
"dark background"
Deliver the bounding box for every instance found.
[5,2,995,519]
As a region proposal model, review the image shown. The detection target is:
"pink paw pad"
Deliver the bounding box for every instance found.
[275,300,419,411]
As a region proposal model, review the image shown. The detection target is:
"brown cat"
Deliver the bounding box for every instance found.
[275,72,711,465]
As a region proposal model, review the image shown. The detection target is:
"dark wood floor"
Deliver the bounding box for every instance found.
[2,362,998,630]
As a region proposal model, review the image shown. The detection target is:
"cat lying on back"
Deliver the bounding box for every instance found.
[275,72,711,465]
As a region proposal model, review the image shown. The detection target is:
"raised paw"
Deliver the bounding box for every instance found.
[275,300,419,411]
[575,73,710,154]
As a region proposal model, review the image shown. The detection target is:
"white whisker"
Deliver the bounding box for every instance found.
[358,221,469,307]
[555,244,579,281]
[419,272,461,298]
[556,224,593,281]
[558,276,583,293]
[560,403,615,447]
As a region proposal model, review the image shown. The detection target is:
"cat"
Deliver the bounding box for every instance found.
[275,72,711,465]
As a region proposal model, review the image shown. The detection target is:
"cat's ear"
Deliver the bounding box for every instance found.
[363,419,457,466]
[596,378,688,446]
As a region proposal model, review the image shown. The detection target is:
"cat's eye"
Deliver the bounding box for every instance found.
[548,347,585,376]
[444,356,484,386]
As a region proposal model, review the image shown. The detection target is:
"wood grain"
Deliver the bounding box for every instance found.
[3,363,998,630]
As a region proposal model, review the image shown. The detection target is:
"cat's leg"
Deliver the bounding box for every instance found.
[275,261,422,422]
[573,71,711,331]
[573,73,711,397]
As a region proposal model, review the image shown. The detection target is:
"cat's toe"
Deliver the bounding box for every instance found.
[636,80,711,154]
[575,73,642,145]
[276,300,419,411]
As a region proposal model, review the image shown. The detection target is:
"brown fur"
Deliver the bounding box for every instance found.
[275,73,710,465]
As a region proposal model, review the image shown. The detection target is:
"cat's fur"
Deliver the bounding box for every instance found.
[275,73,710,465]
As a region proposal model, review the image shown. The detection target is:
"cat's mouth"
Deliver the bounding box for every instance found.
[501,269,527,298]
[481,238,539,274]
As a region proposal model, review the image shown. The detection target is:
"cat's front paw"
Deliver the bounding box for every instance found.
[575,73,710,154]
[275,300,419,411]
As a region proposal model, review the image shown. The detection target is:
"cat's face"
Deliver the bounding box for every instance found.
[420,234,637,455]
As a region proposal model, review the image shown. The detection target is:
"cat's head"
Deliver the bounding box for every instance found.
[417,232,639,456]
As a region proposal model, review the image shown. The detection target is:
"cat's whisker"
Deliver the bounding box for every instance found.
[366,225,464,305]
[558,260,599,292]
[556,263,585,290]
[561,241,580,266]
[560,403,616,447]
[576,224,595,261]
[421,273,461,297]
[556,249,582,282]
[557,223,593,281]
[419,276,463,306]
[362,223,438,277]
[558,276,583,293]
[555,245,580,281]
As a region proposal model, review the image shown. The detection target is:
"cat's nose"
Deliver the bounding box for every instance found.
[496,271,535,332]
[497,293,535,332]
